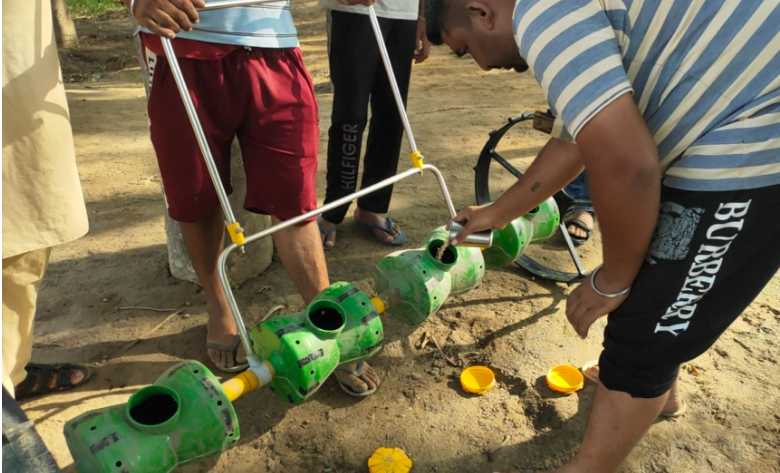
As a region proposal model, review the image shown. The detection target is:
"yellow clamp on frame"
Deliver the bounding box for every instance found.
[410,151,424,169]
[222,363,268,402]
[370,296,386,314]
[226,222,246,245]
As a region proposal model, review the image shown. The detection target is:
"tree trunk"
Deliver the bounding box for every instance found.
[51,0,79,49]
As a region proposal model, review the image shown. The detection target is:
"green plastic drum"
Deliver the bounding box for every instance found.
[524,196,560,243]
[482,217,532,267]
[249,282,383,404]
[64,360,238,473]
[375,238,458,325]
[421,227,485,295]
[482,196,560,267]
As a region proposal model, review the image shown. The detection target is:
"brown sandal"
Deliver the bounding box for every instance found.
[14,363,91,400]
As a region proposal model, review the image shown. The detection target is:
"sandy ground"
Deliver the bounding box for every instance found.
[22,4,780,473]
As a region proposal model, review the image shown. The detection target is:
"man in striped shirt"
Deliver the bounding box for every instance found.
[428,0,780,471]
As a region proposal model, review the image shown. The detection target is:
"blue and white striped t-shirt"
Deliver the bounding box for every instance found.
[139,3,298,49]
[514,0,780,191]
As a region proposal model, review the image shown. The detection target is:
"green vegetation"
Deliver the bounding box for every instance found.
[68,0,124,16]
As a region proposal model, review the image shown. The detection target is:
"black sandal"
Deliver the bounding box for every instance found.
[14,363,91,400]
[206,334,249,373]
[565,212,594,245]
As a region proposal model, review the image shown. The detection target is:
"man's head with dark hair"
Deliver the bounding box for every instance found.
[424,0,528,72]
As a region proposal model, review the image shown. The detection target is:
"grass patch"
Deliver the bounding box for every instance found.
[68,0,125,16]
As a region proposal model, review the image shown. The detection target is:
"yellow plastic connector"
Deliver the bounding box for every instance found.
[222,368,261,402]
[226,222,245,245]
[370,296,386,314]
[410,151,424,169]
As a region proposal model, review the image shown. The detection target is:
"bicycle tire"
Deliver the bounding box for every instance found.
[474,114,588,283]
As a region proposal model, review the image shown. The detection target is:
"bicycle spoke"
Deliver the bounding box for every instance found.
[490,150,524,179]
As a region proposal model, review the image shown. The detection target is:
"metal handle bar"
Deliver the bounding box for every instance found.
[160,0,454,362]
[160,37,246,245]
[367,5,421,165]
[219,163,457,357]
[200,0,284,11]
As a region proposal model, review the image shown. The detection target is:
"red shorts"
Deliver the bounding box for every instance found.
[142,35,319,223]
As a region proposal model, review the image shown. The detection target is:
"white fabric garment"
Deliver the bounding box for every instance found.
[2,0,89,258]
[319,0,419,21]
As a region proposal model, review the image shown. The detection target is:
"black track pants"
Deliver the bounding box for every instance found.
[321,10,416,224]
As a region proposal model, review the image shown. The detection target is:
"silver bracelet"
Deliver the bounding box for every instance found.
[418,15,425,21]
[130,0,136,14]
[590,265,631,298]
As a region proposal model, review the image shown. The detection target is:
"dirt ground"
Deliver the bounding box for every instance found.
[24,4,780,473]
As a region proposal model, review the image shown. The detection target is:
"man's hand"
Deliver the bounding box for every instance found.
[449,204,506,245]
[414,18,430,63]
[129,0,205,39]
[566,269,630,339]
[336,0,377,5]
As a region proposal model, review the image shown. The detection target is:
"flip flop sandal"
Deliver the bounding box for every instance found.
[565,216,593,246]
[581,359,600,383]
[318,221,339,251]
[334,361,377,397]
[206,334,249,373]
[14,363,92,400]
[364,217,406,246]
[659,397,688,418]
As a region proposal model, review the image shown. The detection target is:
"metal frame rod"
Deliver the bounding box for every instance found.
[200,0,283,11]
[160,37,238,227]
[367,5,418,154]
[558,221,587,278]
[219,164,457,357]
[159,0,457,361]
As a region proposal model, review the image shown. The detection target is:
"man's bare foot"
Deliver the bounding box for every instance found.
[566,210,594,240]
[334,361,381,396]
[317,216,338,249]
[582,364,685,416]
[206,299,247,371]
[354,207,401,244]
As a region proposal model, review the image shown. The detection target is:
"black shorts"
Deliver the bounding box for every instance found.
[599,184,780,398]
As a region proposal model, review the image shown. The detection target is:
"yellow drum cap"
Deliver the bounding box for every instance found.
[368,447,412,473]
[546,365,584,394]
[460,366,496,395]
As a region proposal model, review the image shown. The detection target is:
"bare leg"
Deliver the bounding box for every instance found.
[661,378,685,415]
[271,217,329,304]
[179,207,246,370]
[547,383,669,473]
[583,364,684,415]
[272,217,380,393]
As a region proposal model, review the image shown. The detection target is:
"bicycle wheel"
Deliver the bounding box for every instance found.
[474,113,596,283]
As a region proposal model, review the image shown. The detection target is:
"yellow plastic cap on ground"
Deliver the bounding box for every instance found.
[546,365,584,394]
[460,366,496,395]
[368,447,412,473]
